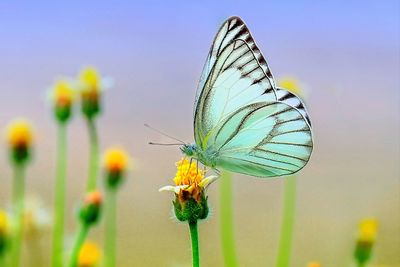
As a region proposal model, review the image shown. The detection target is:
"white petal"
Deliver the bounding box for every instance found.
[101,77,114,91]
[159,185,188,194]
[199,175,219,189]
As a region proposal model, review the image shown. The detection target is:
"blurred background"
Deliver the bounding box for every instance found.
[0,1,399,266]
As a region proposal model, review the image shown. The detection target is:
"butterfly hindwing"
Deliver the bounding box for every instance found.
[276,87,312,127]
[214,102,313,177]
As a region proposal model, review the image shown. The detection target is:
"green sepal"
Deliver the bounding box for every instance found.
[82,98,101,119]
[354,240,373,265]
[106,170,124,190]
[79,203,101,226]
[55,105,71,123]
[173,194,209,223]
[10,145,30,166]
[0,235,7,256]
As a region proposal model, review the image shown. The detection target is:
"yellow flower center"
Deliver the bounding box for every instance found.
[173,159,204,186]
[53,80,74,107]
[0,210,8,235]
[78,241,101,267]
[278,77,303,97]
[307,262,321,267]
[6,119,33,148]
[358,218,378,242]
[104,148,129,172]
[80,67,100,90]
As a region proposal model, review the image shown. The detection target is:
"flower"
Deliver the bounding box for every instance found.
[354,218,379,265]
[50,79,75,122]
[0,210,8,236]
[78,241,101,267]
[5,119,34,164]
[80,191,103,225]
[358,218,378,243]
[23,196,51,240]
[307,262,321,267]
[0,210,9,255]
[103,147,130,189]
[159,158,218,222]
[278,76,305,98]
[78,66,112,119]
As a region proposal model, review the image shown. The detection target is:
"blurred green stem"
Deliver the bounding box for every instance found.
[276,175,296,267]
[68,224,89,267]
[52,123,68,267]
[219,171,238,267]
[189,221,200,267]
[86,118,99,191]
[104,189,117,267]
[10,164,26,267]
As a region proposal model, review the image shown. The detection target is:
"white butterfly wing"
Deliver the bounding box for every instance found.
[276,87,312,127]
[213,102,313,177]
[193,17,313,177]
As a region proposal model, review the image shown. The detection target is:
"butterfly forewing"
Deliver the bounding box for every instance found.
[195,16,276,114]
[194,39,276,148]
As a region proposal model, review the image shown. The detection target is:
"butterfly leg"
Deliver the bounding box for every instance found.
[186,157,194,177]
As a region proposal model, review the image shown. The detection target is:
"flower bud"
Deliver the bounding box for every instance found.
[51,80,75,123]
[79,67,102,119]
[6,119,33,165]
[103,148,130,190]
[0,210,9,256]
[78,241,101,267]
[79,191,102,226]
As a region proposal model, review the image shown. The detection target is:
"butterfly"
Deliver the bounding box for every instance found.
[180,16,313,177]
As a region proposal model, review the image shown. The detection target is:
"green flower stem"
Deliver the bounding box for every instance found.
[86,118,99,191]
[219,171,238,267]
[188,221,200,267]
[10,164,26,267]
[52,123,68,267]
[104,189,117,267]
[68,224,89,267]
[276,175,297,267]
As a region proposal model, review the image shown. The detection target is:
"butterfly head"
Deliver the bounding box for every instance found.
[180,143,197,157]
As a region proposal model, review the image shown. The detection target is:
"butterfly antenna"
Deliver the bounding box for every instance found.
[144,124,185,144]
[148,142,182,146]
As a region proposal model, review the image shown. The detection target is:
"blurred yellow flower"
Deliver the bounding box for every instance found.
[0,210,8,235]
[307,262,321,267]
[278,77,304,97]
[23,196,51,239]
[104,147,130,173]
[6,119,33,148]
[51,80,75,108]
[80,67,100,90]
[358,218,378,243]
[78,241,101,267]
[84,191,103,207]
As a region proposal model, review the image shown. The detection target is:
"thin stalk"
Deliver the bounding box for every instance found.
[68,224,89,267]
[10,165,26,267]
[276,175,297,267]
[52,123,68,267]
[85,118,99,191]
[104,189,117,267]
[188,221,200,267]
[219,171,238,267]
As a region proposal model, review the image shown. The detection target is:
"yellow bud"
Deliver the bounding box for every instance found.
[104,148,130,173]
[78,241,101,267]
[358,218,378,243]
[6,119,33,149]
